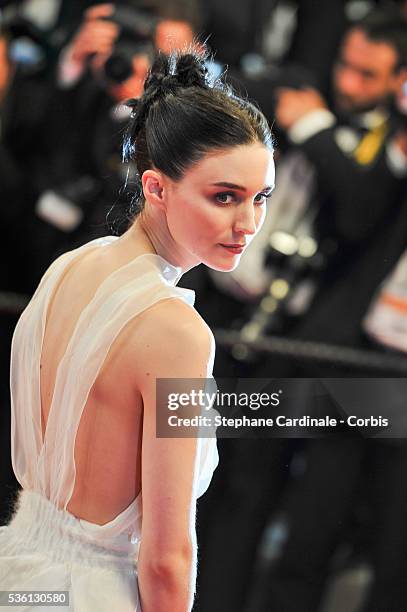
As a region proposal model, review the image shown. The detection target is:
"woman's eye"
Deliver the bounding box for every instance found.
[214,192,236,205]
[254,193,269,205]
[214,192,271,206]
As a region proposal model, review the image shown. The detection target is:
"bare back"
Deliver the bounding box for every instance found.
[40,245,144,524]
[11,235,198,527]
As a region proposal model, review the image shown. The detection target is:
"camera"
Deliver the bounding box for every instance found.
[100,6,158,83]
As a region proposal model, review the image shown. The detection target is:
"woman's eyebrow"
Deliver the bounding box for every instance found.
[263,185,275,194]
[211,181,274,192]
[211,181,247,191]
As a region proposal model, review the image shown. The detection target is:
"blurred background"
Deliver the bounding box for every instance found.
[1,1,407,610]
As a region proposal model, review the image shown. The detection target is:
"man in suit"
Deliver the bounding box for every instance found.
[243,8,407,612]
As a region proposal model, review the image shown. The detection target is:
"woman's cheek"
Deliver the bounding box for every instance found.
[197,202,226,233]
[255,206,267,234]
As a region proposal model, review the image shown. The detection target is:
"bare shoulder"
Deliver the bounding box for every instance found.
[140,296,213,343]
[132,297,215,381]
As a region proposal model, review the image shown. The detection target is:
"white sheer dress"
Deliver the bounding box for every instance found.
[0,235,219,611]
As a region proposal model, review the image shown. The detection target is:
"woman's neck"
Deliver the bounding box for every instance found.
[123,205,199,273]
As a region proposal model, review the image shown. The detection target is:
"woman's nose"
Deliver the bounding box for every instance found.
[233,201,257,235]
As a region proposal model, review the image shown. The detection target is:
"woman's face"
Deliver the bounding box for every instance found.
[162,143,275,272]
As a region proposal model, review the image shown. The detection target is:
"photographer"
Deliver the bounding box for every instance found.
[59,2,199,98]
[58,3,148,98]
[270,13,407,350]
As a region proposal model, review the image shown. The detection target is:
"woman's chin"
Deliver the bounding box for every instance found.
[206,257,241,272]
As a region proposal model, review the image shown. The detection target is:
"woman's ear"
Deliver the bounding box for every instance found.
[142,170,165,209]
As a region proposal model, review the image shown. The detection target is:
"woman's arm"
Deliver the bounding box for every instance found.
[134,299,215,612]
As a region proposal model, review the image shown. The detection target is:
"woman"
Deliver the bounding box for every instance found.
[0,50,275,611]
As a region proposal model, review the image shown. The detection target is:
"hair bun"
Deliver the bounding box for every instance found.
[175,53,208,88]
[123,50,209,159]
[123,48,215,161]
[145,72,179,98]
[141,49,209,103]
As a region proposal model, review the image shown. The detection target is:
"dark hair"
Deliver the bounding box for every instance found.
[356,6,407,70]
[122,48,274,221]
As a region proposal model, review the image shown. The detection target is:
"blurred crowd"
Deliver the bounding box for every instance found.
[1,1,407,611]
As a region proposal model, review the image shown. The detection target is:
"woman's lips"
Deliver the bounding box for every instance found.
[219,243,245,254]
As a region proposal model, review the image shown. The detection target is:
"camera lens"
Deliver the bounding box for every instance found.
[104,53,133,83]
